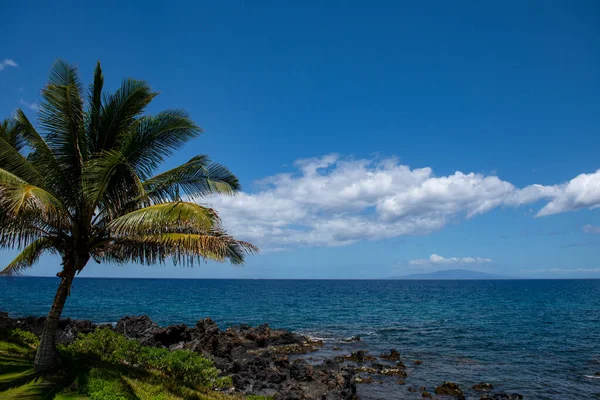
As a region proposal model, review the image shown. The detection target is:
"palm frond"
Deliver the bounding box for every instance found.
[0,137,44,187]
[143,155,240,201]
[86,61,104,154]
[83,149,146,218]
[96,78,157,152]
[0,237,57,276]
[0,168,72,228]
[94,232,257,266]
[0,118,25,152]
[38,59,86,170]
[119,110,201,179]
[0,209,59,250]
[104,202,219,237]
[13,109,74,207]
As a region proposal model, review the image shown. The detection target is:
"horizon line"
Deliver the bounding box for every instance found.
[4,276,600,281]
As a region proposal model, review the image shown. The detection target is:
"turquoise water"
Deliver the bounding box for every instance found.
[2,278,600,399]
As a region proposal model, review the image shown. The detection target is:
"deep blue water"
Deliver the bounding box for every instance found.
[2,278,600,399]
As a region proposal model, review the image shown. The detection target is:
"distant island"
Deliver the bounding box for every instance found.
[393,269,513,280]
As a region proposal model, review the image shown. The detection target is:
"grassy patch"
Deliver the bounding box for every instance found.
[0,328,248,400]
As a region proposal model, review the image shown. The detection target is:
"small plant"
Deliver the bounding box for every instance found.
[0,328,40,348]
[66,328,143,365]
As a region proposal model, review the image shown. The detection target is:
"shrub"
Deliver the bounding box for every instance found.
[67,329,230,389]
[0,328,40,348]
[67,328,143,365]
[140,347,219,386]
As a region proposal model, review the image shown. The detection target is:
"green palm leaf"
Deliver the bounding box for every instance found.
[96,78,157,152]
[105,202,218,237]
[13,110,73,205]
[144,155,240,201]
[38,60,85,170]
[86,61,104,154]
[0,237,57,276]
[94,232,257,266]
[83,149,146,218]
[0,118,25,152]
[120,110,201,179]
[0,137,44,187]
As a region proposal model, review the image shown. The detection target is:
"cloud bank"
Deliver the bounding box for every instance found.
[409,254,492,266]
[207,154,600,249]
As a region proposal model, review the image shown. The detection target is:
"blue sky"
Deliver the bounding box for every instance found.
[1,1,599,279]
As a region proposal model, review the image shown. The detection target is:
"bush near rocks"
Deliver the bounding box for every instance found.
[66,328,231,389]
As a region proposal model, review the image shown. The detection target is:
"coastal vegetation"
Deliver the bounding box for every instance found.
[0,327,269,400]
[0,59,257,373]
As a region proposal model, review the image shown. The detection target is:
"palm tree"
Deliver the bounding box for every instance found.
[0,60,257,372]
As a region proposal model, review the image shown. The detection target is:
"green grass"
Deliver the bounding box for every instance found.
[0,328,264,400]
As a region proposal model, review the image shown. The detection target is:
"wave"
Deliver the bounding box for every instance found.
[96,321,118,327]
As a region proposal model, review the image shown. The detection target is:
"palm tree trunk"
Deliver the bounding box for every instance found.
[34,266,75,372]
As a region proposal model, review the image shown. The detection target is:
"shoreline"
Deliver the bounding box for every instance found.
[1,312,525,400]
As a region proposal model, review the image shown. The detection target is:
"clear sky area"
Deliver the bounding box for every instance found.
[1,1,599,278]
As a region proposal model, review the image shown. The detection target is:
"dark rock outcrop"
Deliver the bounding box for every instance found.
[111,315,355,398]
[435,381,465,400]
[336,350,377,364]
[480,392,523,400]
[380,348,400,361]
[1,312,356,399]
[472,382,494,391]
[116,315,159,342]
[0,313,94,344]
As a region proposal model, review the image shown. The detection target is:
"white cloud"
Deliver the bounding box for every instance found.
[409,254,492,266]
[0,59,18,71]
[583,224,600,234]
[535,170,600,216]
[19,98,39,111]
[206,154,600,250]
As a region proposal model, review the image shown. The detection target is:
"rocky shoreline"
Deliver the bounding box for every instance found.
[0,312,524,400]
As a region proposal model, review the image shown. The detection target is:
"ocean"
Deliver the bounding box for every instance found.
[1,277,599,399]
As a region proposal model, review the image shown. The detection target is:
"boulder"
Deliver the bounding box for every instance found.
[116,315,158,342]
[0,312,15,330]
[153,324,192,347]
[380,348,401,361]
[435,382,465,400]
[472,382,494,391]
